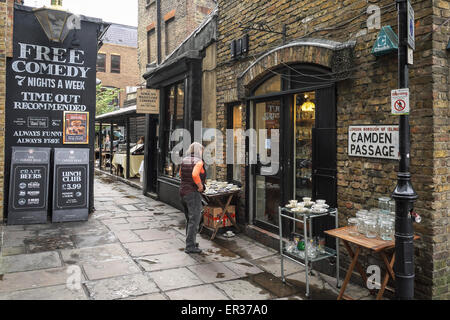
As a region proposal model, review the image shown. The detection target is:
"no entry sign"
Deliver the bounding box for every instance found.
[391,89,410,115]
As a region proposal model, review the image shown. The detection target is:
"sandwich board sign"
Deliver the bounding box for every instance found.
[391,89,410,115]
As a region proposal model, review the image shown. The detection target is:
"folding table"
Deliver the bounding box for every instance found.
[325,226,419,300]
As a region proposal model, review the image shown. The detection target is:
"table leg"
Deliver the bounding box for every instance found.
[338,243,361,300]
[342,240,372,293]
[376,251,395,300]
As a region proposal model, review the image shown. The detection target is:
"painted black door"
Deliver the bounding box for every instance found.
[312,86,337,247]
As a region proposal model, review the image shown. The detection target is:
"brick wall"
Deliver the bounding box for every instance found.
[97,43,141,107]
[137,0,216,77]
[215,0,448,299]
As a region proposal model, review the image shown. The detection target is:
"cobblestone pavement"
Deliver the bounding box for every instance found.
[0,173,374,300]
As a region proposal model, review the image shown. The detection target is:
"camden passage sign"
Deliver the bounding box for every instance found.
[348,125,399,160]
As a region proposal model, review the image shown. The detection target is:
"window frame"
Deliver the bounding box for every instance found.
[110,54,121,74]
[147,29,155,64]
[97,53,106,73]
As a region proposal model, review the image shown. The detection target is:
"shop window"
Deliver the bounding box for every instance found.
[111,54,121,74]
[162,82,185,178]
[231,105,244,182]
[97,53,106,72]
[253,75,281,96]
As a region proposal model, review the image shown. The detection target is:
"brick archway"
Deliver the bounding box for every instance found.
[237,38,355,98]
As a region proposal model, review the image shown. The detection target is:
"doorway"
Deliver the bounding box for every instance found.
[248,68,337,235]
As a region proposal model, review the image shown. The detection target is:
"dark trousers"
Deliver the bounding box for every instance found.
[181,192,203,250]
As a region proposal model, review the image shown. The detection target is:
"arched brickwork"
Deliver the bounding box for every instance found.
[237,39,355,98]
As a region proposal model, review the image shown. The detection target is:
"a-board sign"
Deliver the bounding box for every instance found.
[52,148,89,222]
[8,147,50,225]
[136,88,159,114]
[348,125,399,160]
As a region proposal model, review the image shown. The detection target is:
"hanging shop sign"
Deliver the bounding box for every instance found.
[371,26,398,56]
[136,88,159,114]
[391,88,410,115]
[8,147,51,225]
[348,125,399,160]
[52,148,89,222]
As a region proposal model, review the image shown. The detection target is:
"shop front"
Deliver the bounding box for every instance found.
[245,65,337,238]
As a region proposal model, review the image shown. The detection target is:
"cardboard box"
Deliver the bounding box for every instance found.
[203,205,236,229]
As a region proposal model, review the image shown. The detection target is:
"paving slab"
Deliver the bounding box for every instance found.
[134,228,177,241]
[124,238,185,257]
[165,284,229,300]
[25,234,76,253]
[60,243,129,264]
[253,254,301,277]
[233,244,277,261]
[215,279,273,300]
[285,271,338,300]
[71,231,118,248]
[0,267,85,293]
[135,251,199,272]
[126,216,154,224]
[0,285,87,300]
[188,262,240,283]
[101,218,129,226]
[2,231,36,248]
[113,230,142,243]
[2,251,62,273]
[247,272,300,299]
[223,259,264,277]
[1,246,26,256]
[82,258,141,281]
[84,273,159,300]
[149,267,203,291]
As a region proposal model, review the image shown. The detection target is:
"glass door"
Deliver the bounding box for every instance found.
[254,99,281,229]
[294,92,316,201]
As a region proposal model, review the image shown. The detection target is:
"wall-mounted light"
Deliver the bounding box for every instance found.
[33,0,73,43]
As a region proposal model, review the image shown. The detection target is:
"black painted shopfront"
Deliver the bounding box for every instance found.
[145,54,203,210]
[245,64,337,239]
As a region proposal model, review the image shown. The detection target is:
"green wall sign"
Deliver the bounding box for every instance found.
[372,26,399,57]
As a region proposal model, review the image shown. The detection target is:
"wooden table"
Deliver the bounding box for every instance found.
[201,190,240,240]
[325,226,419,300]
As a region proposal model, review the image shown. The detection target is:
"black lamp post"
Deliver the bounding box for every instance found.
[392,0,418,300]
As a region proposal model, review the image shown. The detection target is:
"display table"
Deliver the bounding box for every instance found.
[112,154,144,178]
[325,226,420,300]
[201,190,240,240]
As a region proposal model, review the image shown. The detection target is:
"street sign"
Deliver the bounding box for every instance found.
[407,0,415,50]
[407,47,414,65]
[348,125,399,160]
[391,88,410,115]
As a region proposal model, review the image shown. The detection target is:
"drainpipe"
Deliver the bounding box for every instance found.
[156,0,161,65]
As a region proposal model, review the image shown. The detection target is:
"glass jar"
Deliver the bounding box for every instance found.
[348,217,359,236]
[378,197,391,213]
[365,219,378,238]
[380,219,394,241]
[356,211,368,234]
[389,200,396,215]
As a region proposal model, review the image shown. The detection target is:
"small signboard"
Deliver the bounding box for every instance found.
[52,148,89,222]
[8,147,51,225]
[407,0,415,50]
[348,125,399,160]
[136,88,159,114]
[391,88,410,115]
[63,111,89,144]
[372,26,398,56]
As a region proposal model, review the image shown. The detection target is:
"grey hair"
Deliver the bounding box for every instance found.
[186,142,204,158]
